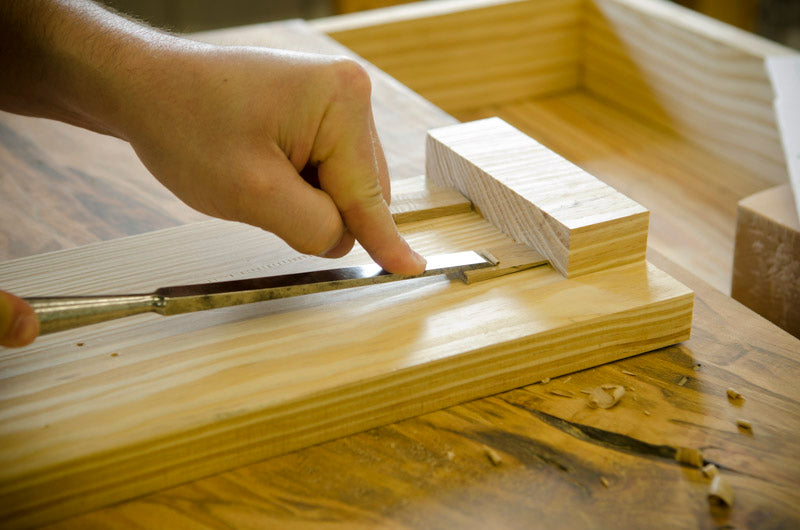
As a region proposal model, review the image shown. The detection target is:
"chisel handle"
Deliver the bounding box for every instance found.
[24,295,163,335]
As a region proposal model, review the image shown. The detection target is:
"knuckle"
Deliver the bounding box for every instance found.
[327,56,372,99]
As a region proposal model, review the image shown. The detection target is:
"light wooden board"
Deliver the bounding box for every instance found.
[316,0,582,113]
[427,118,649,277]
[584,0,795,183]
[0,209,692,526]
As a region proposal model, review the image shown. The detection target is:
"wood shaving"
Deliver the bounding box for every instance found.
[677,376,688,386]
[562,376,572,384]
[586,384,625,409]
[621,370,637,376]
[548,389,575,398]
[600,477,610,488]
[693,363,702,371]
[483,446,502,466]
[702,463,719,479]
[643,410,651,416]
[736,419,753,431]
[674,446,704,468]
[708,475,734,507]
[540,377,551,384]
[726,388,744,401]
[446,450,455,461]
[580,389,592,395]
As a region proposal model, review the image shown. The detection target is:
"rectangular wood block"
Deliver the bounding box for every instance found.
[426,117,649,277]
[732,184,800,338]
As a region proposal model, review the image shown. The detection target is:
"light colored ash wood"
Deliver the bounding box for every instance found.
[316,0,582,113]
[732,184,800,338]
[389,174,472,223]
[426,117,649,277]
[462,241,547,283]
[584,0,796,184]
[0,209,692,527]
[456,91,779,293]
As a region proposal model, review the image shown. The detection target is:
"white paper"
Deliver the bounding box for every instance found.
[766,55,800,222]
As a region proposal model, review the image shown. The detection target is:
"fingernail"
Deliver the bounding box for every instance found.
[11,314,39,346]
[412,249,427,270]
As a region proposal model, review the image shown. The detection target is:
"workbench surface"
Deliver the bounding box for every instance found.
[1,15,799,530]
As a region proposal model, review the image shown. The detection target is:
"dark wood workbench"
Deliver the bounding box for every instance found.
[1,17,798,530]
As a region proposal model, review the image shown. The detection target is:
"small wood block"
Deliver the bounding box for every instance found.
[732,184,800,338]
[426,117,649,277]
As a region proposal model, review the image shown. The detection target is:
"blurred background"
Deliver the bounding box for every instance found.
[99,0,799,49]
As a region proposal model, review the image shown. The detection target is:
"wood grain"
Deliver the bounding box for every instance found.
[317,0,582,113]
[42,248,800,530]
[455,91,779,294]
[427,117,649,277]
[584,0,795,183]
[732,184,800,337]
[0,211,692,527]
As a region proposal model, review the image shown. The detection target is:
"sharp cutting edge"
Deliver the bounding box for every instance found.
[24,250,496,336]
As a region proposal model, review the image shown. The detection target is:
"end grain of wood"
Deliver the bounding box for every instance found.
[483,446,502,466]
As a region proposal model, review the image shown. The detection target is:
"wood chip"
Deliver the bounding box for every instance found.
[548,389,575,398]
[586,384,625,409]
[600,477,610,488]
[674,446,704,468]
[621,370,637,376]
[677,376,688,386]
[483,446,502,466]
[708,474,734,507]
[540,377,551,384]
[562,376,572,384]
[643,410,651,416]
[580,389,592,395]
[693,363,702,371]
[736,419,753,432]
[726,388,744,401]
[702,463,719,479]
[446,450,455,462]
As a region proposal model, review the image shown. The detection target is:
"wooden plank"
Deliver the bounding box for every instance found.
[584,0,795,184]
[732,184,800,338]
[0,209,692,527]
[316,0,582,113]
[41,247,800,530]
[426,117,649,277]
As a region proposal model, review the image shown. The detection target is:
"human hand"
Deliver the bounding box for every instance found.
[115,45,426,275]
[0,290,38,347]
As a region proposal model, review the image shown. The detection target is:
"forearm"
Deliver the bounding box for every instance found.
[0,0,187,138]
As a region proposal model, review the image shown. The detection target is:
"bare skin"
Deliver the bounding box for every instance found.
[0,1,426,347]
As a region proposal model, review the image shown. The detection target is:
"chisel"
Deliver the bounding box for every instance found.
[24,250,497,335]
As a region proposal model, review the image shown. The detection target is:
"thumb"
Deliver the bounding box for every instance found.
[0,291,39,348]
